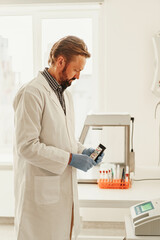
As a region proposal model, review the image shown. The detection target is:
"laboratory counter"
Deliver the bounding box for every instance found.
[78,180,160,208]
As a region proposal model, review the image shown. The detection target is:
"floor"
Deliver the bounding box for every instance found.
[0,220,125,240]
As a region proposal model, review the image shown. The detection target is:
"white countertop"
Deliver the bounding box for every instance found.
[78,180,160,208]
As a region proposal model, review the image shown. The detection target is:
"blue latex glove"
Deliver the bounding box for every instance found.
[82,148,105,165]
[96,152,104,164]
[69,153,96,172]
[82,148,95,156]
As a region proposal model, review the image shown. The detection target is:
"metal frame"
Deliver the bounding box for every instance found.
[79,113,131,167]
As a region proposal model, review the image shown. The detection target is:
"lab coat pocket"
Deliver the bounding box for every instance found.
[34,176,60,205]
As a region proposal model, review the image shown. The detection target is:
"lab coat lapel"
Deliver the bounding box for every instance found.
[64,91,76,152]
[64,91,70,118]
[38,73,75,149]
[64,91,72,137]
[38,72,64,111]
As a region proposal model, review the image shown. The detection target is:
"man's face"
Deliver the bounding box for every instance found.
[59,55,86,90]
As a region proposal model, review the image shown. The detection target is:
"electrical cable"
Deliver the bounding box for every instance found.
[130,117,134,151]
[154,101,160,119]
[159,121,160,166]
[134,178,160,181]
[154,102,160,166]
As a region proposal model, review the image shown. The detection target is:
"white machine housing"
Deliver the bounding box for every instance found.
[130,198,160,236]
[79,113,131,167]
[77,113,134,183]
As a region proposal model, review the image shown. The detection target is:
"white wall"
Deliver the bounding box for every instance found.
[0,170,14,217]
[102,0,160,167]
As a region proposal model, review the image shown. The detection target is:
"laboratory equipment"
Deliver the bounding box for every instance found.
[78,113,135,183]
[151,31,160,97]
[125,166,129,182]
[129,199,160,236]
[98,164,131,189]
[79,113,134,168]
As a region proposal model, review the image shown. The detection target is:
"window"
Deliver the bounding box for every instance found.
[0,15,33,163]
[0,4,101,164]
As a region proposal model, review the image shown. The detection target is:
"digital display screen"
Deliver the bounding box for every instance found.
[90,147,102,160]
[135,201,154,215]
[141,202,154,212]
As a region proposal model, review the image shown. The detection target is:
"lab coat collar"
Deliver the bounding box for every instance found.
[37,72,55,93]
[37,72,68,115]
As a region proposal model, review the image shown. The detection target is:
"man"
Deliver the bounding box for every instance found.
[13,36,104,240]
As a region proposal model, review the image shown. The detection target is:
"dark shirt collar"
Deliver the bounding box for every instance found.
[41,67,63,93]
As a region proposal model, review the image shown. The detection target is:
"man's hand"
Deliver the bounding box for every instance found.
[82,147,104,164]
[69,153,96,172]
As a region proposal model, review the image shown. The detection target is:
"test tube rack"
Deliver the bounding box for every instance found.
[98,179,131,189]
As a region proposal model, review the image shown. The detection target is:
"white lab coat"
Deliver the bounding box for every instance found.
[13,72,85,240]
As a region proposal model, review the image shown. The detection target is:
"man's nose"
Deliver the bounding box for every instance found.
[75,72,80,79]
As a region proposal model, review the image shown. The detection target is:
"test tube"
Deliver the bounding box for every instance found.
[116,164,120,180]
[106,170,108,182]
[99,170,102,182]
[125,166,129,182]
[114,165,117,180]
[121,168,125,182]
[103,170,106,181]
[111,168,113,182]
[108,169,111,182]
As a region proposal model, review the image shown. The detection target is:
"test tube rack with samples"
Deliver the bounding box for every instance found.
[98,165,131,189]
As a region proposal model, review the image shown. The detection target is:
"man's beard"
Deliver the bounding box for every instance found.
[61,78,72,90]
[60,66,76,90]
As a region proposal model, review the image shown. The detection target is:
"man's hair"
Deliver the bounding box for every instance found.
[48,36,91,66]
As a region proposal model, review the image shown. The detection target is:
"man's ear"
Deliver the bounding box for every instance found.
[56,56,65,70]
